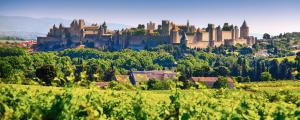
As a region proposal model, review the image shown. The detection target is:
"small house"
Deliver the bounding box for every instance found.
[189,77,234,88]
[130,70,177,85]
[114,75,130,83]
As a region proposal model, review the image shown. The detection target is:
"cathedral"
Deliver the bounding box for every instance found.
[36,19,256,50]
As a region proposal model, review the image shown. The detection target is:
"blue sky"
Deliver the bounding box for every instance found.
[0,0,300,35]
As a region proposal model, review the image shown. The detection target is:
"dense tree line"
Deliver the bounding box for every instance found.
[0,35,25,40]
[0,44,299,87]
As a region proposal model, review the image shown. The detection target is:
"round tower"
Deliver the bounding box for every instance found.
[234,26,239,39]
[170,25,179,44]
[216,25,222,41]
[79,19,85,29]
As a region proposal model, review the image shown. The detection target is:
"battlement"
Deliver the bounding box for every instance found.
[36,19,254,51]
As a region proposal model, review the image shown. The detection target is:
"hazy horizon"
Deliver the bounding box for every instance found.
[0,0,300,36]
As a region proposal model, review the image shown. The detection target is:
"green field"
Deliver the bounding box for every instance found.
[1,81,300,119]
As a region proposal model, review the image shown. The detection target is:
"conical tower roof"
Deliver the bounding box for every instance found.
[181,31,188,41]
[241,20,248,28]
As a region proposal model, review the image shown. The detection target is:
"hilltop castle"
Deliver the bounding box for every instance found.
[36,19,256,50]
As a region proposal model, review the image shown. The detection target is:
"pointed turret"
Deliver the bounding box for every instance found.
[171,24,179,31]
[74,19,78,25]
[59,23,63,29]
[187,20,190,27]
[98,25,104,36]
[216,25,221,31]
[196,28,201,33]
[102,21,108,33]
[241,20,248,28]
[187,20,190,33]
[194,28,202,42]
[53,24,56,28]
[180,31,188,47]
[240,20,250,38]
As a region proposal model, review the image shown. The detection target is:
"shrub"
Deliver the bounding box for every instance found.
[260,71,272,81]
[35,65,57,86]
[213,76,229,89]
[147,78,175,90]
[109,81,135,90]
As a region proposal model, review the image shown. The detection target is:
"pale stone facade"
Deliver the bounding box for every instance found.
[147,21,155,34]
[36,19,256,50]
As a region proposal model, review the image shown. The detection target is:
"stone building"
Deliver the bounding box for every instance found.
[171,21,256,49]
[240,20,249,38]
[147,21,155,34]
[36,19,256,51]
[161,20,172,36]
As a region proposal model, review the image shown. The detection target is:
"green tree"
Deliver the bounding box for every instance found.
[295,52,300,72]
[86,62,98,81]
[36,65,57,86]
[0,48,26,57]
[214,66,230,76]
[260,71,272,81]
[192,65,211,77]
[0,61,13,79]
[269,59,280,79]
[263,33,271,39]
[213,76,229,88]
[279,59,293,79]
[231,64,241,76]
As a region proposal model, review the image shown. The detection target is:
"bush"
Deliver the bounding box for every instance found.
[109,81,135,90]
[35,65,57,86]
[213,76,229,89]
[0,48,26,57]
[0,61,13,79]
[147,78,175,90]
[260,71,272,81]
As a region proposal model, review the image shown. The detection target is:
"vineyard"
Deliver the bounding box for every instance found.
[1,81,300,119]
